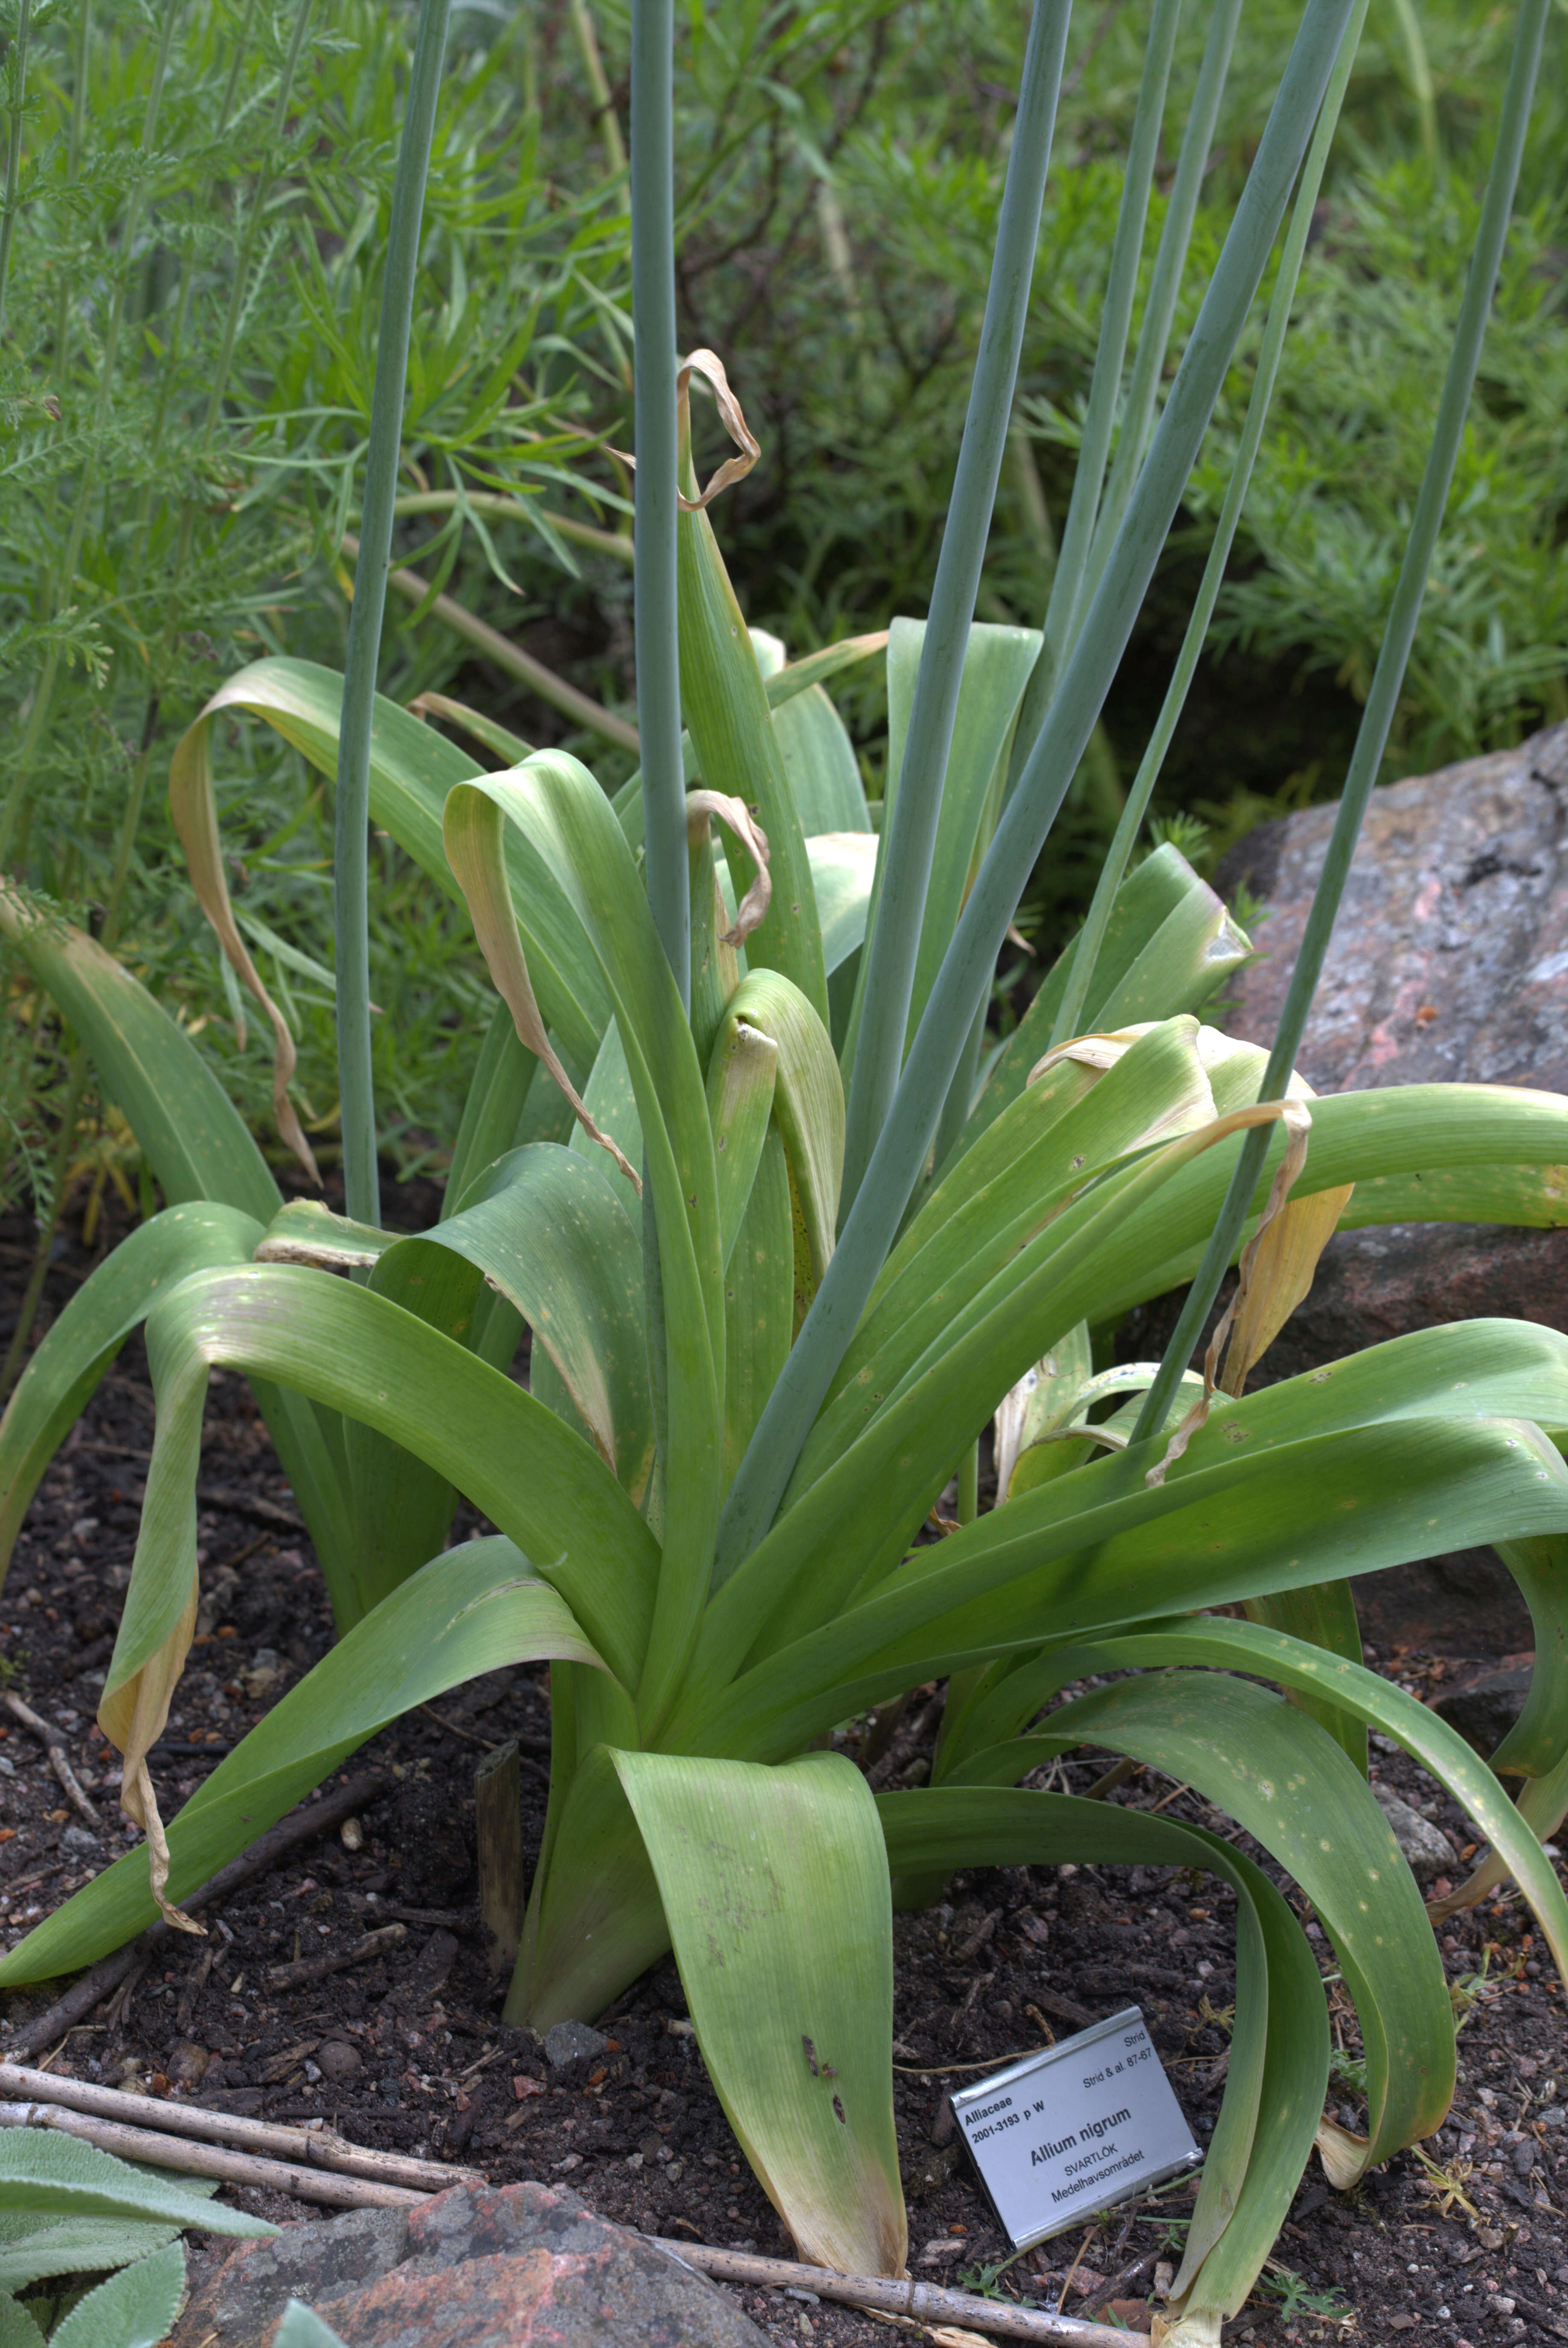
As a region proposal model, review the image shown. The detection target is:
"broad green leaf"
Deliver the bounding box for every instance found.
[167,659,609,1071]
[0,2131,272,2237]
[957,845,1251,1157]
[407,1145,653,1503]
[114,1265,655,1701]
[570,1016,645,1225]
[1008,1614,1568,1996]
[446,999,539,1212]
[763,1083,1568,1645]
[722,1130,793,1500]
[516,1738,669,2031]
[50,2238,184,2348]
[837,619,1042,1090]
[807,834,878,975]
[0,1205,261,1590]
[774,686,869,834]
[0,889,279,1225]
[876,1790,1324,2322]
[706,1013,778,1272]
[887,617,1042,1053]
[810,1021,1212,1490]
[1245,1581,1368,1772]
[0,1538,605,1984]
[999,1673,1454,2169]
[687,1404,1568,1763]
[1338,1163,1568,1229]
[611,1749,906,2275]
[1094,1082,1568,1323]
[724,971,844,1327]
[677,509,829,1022]
[444,753,723,1724]
[341,1239,487,1620]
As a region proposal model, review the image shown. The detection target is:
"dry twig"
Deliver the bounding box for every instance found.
[0,2060,476,2194]
[649,2239,1132,2346]
[265,1921,405,1990]
[3,1691,102,1826]
[2,1768,390,2060]
[0,2097,426,2210]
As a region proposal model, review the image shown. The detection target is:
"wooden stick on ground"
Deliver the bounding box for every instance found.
[0,2060,479,2195]
[0,2098,427,2211]
[2,1768,390,2061]
[265,1921,405,1991]
[650,2240,1135,2346]
[3,1691,102,1827]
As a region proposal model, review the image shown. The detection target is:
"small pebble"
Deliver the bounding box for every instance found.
[317,2040,362,2082]
[166,2042,210,2087]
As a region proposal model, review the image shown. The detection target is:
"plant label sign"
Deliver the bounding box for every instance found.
[950,2006,1201,2248]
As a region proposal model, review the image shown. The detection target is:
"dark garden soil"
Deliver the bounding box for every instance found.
[2,1196,1567,2345]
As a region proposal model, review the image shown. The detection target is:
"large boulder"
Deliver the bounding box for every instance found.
[1126,720,1568,1654]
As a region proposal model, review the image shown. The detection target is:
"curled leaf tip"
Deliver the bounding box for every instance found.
[169,712,322,1189]
[124,1758,207,1936]
[687,788,772,943]
[675,349,760,511]
[1145,1096,1318,1486]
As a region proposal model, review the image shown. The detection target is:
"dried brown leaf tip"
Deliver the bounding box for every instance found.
[687,788,771,943]
[675,348,760,511]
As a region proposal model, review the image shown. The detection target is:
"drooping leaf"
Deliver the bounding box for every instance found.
[0,1539,607,1984]
[0,889,279,1225]
[676,473,828,1022]
[876,1789,1324,2324]
[997,1672,1454,2171]
[167,659,610,1071]
[444,751,723,1725]
[0,1204,262,1591]
[686,1395,1568,1764]
[957,845,1251,1157]
[399,1145,654,1502]
[611,1748,906,2276]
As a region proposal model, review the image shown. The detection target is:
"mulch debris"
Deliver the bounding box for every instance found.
[2,1200,1567,2343]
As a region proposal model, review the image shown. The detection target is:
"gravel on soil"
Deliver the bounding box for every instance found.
[2,1198,1567,2345]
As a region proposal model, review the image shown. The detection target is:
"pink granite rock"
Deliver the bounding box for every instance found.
[1134,721,1568,1654]
[1219,719,1568,1097]
[315,2182,766,2347]
[173,2181,767,2348]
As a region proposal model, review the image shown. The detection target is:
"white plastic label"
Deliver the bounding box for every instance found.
[949,2006,1201,2249]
